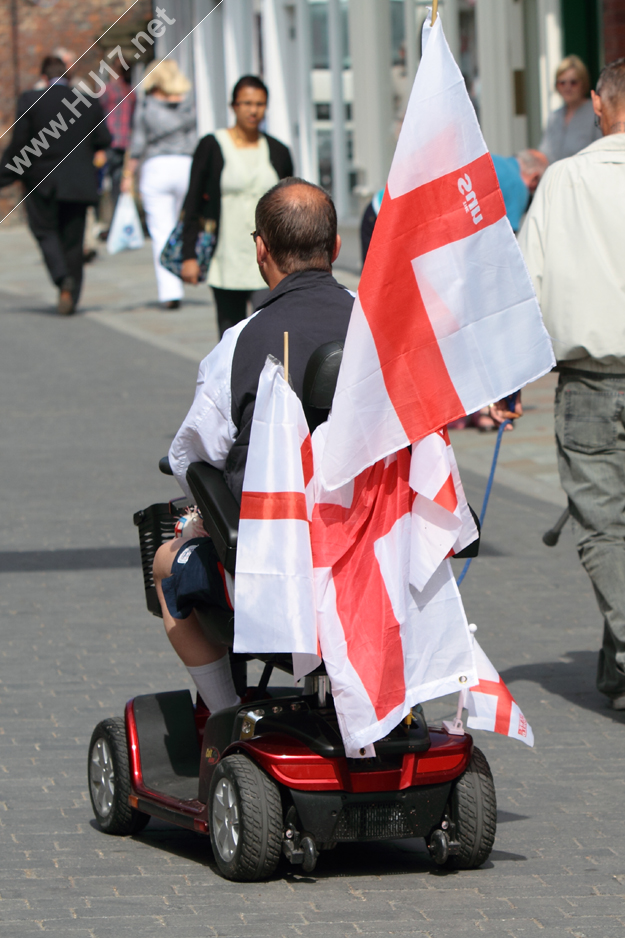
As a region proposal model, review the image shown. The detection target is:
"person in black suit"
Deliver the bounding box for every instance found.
[0,56,111,315]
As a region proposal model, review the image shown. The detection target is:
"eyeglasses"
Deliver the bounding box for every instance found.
[234,100,266,108]
[557,78,580,87]
[250,230,259,241]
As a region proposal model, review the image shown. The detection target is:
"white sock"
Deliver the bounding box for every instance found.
[187,656,241,714]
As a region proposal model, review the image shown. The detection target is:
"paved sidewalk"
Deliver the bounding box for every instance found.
[2,225,623,938]
[0,224,563,507]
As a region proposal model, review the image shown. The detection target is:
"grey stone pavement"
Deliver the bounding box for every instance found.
[1,224,624,937]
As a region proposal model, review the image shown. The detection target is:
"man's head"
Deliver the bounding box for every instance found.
[592,58,625,136]
[517,149,549,193]
[254,179,341,288]
[40,56,66,82]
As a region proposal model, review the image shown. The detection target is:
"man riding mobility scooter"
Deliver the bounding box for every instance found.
[87,342,496,881]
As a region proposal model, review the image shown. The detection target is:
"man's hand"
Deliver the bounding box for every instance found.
[93,150,107,169]
[489,393,523,427]
[181,258,200,285]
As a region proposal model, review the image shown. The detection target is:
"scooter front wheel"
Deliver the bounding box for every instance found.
[88,718,149,835]
[209,753,282,881]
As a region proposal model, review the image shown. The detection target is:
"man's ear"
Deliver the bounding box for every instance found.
[331,234,342,265]
[591,89,602,120]
[256,235,269,267]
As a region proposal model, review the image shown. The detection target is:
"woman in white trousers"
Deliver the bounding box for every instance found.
[139,154,192,305]
[124,59,197,309]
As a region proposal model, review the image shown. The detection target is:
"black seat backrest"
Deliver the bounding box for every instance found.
[302,340,344,433]
[186,341,344,575]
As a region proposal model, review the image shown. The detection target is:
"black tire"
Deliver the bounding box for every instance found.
[446,746,497,869]
[88,718,150,836]
[209,753,283,881]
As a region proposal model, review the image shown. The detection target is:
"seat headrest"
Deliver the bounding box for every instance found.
[303,341,344,410]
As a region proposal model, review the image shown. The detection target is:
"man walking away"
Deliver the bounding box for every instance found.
[0,56,111,315]
[519,59,625,708]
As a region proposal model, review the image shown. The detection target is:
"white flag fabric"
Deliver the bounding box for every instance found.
[466,640,534,747]
[320,12,555,491]
[410,427,477,591]
[234,357,319,680]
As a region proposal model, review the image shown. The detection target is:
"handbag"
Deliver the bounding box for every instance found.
[160,215,216,282]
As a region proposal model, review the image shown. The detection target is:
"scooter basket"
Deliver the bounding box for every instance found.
[133,502,184,616]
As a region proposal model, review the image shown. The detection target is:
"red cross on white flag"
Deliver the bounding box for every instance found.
[234,357,320,682]
[466,640,534,747]
[320,13,555,492]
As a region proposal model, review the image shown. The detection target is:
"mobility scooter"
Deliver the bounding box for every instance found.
[87,343,496,881]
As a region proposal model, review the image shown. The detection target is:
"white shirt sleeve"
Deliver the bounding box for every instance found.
[168,318,251,497]
[518,168,550,306]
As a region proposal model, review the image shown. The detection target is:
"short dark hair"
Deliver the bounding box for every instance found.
[255,178,337,274]
[41,56,66,81]
[231,75,269,106]
[597,58,625,108]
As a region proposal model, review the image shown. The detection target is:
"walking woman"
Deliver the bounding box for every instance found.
[180,76,293,336]
[123,59,196,309]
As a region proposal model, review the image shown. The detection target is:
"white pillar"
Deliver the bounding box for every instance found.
[192,0,227,137]
[404,0,418,90]
[223,0,254,105]
[348,0,394,197]
[261,0,294,152]
[294,0,317,182]
[475,0,514,154]
[537,0,563,131]
[328,0,348,218]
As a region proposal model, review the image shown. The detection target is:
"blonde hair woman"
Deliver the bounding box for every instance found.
[539,55,601,164]
[123,59,197,309]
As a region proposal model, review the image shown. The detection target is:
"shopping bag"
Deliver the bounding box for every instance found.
[106,193,145,254]
[160,217,215,282]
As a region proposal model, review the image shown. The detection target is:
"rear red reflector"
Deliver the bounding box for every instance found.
[416,754,463,774]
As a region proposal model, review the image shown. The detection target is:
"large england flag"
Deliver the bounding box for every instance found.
[311,425,476,757]
[234,357,319,681]
[321,12,555,491]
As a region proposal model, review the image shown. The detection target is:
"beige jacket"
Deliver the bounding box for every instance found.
[518,134,625,372]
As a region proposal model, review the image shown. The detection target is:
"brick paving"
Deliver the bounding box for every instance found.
[1,227,625,936]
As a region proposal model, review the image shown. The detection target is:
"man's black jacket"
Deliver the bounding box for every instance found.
[0,84,111,201]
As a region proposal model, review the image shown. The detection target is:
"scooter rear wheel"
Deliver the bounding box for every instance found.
[209,753,282,881]
[446,746,497,869]
[88,718,150,836]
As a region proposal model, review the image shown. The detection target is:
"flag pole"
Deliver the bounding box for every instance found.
[284,331,289,385]
[432,0,438,24]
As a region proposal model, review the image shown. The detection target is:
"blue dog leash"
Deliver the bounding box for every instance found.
[456,393,518,586]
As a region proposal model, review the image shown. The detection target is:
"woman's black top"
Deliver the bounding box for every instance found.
[181,132,294,261]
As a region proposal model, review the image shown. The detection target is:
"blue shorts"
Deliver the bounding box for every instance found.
[161,537,231,620]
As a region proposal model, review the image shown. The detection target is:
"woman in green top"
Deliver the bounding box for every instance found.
[181,76,293,336]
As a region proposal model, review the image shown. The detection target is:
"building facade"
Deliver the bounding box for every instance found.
[1,0,620,223]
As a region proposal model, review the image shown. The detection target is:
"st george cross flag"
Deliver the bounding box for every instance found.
[321,12,555,491]
[466,640,534,747]
[234,356,319,681]
[311,426,476,757]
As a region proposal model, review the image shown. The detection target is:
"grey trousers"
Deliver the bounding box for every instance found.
[555,370,625,699]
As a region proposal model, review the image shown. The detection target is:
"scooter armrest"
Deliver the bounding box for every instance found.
[186,462,239,575]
